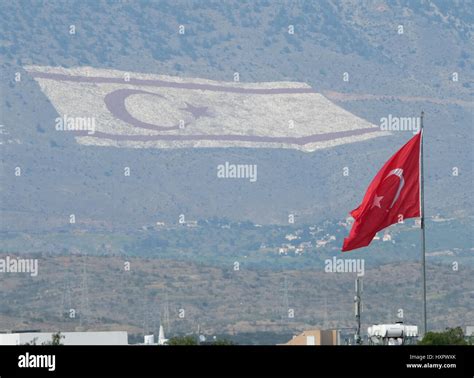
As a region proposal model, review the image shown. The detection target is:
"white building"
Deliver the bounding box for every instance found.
[382,233,392,242]
[0,331,128,345]
[138,326,168,346]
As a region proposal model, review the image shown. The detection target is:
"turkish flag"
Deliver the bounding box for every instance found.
[342,132,422,252]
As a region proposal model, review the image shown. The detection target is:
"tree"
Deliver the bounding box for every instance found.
[166,336,235,345]
[418,327,467,345]
[51,332,65,345]
[42,332,65,345]
[167,336,198,345]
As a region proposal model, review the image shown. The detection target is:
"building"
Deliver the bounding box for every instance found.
[281,329,340,346]
[382,233,392,242]
[0,331,128,345]
[139,326,168,346]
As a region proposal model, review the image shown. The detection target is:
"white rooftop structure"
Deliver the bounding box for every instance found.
[368,323,418,345]
[144,334,155,345]
[0,331,128,345]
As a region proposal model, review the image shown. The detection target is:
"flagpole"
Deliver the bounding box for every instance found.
[420,111,427,336]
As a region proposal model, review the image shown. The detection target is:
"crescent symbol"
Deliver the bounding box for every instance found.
[383,168,405,209]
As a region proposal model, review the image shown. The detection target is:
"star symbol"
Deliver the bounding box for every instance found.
[180,102,212,119]
[371,194,384,209]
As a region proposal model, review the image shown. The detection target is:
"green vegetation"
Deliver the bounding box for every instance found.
[167,336,198,345]
[22,332,64,345]
[418,327,468,345]
[2,216,472,272]
[50,332,65,346]
[166,335,234,345]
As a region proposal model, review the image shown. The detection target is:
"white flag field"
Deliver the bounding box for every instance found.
[26,66,389,152]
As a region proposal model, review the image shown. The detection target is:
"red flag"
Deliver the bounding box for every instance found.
[342,132,422,252]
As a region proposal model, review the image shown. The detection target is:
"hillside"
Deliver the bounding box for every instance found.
[0,1,472,341]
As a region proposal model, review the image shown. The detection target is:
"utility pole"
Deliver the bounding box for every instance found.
[420,111,427,335]
[354,277,362,345]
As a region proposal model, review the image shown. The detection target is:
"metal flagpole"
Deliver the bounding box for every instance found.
[420,111,427,336]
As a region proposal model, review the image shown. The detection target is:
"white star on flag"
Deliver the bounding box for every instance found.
[371,195,384,209]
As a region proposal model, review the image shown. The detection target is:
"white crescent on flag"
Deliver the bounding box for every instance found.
[385,168,405,209]
[25,66,390,152]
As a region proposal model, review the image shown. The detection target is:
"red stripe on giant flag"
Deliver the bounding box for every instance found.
[342,132,422,252]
